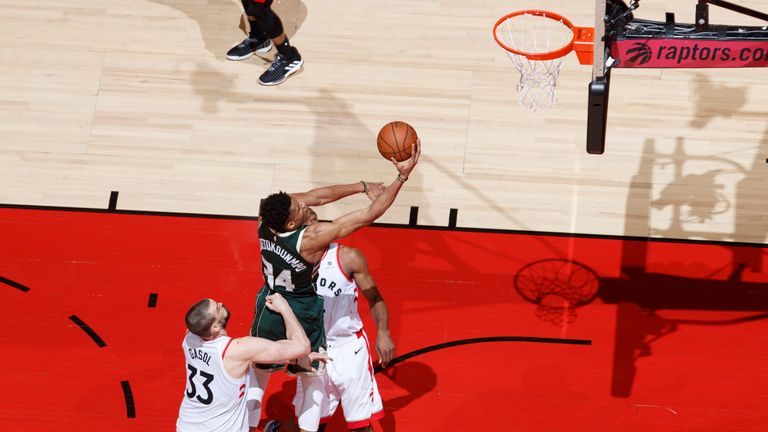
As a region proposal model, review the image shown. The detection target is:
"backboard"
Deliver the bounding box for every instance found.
[586,0,768,154]
[587,0,615,155]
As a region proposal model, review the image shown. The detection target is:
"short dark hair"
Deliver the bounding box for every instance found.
[185,299,216,338]
[260,191,292,232]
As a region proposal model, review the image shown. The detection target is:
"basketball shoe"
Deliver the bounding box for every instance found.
[258,50,304,86]
[226,38,273,61]
[263,420,281,432]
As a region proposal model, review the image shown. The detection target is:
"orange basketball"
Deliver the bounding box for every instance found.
[377,121,417,162]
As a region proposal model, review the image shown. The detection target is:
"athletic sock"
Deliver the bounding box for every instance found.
[276,38,295,57]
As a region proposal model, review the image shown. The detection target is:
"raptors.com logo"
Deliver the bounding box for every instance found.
[615,39,768,67]
[626,42,652,65]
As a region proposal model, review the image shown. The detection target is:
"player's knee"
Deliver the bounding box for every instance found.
[250,4,284,39]
[241,0,256,17]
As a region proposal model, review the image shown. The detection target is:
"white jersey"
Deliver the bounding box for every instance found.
[176,332,249,432]
[317,243,364,346]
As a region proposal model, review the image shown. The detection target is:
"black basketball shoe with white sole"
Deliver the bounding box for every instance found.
[258,51,304,86]
[226,38,273,61]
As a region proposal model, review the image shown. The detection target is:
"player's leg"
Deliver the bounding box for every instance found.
[227,0,274,60]
[264,374,337,432]
[246,367,273,430]
[337,332,385,431]
[296,374,336,432]
[249,0,303,85]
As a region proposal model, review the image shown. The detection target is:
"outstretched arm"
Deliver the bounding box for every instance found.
[344,247,395,367]
[300,140,421,260]
[292,180,384,207]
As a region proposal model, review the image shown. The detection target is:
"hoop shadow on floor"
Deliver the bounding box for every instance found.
[513,255,768,398]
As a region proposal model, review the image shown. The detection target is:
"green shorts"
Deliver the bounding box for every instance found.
[250,286,326,370]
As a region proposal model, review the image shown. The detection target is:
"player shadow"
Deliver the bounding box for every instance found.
[689,73,748,129]
[375,361,437,432]
[177,57,408,178]
[304,89,404,190]
[187,60,248,114]
[263,379,295,424]
[147,0,308,61]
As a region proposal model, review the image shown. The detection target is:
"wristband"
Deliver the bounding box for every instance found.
[396,174,408,183]
[360,181,368,193]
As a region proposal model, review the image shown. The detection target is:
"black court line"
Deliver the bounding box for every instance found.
[108,191,119,211]
[0,276,30,292]
[68,315,107,347]
[2,202,768,248]
[373,336,592,374]
[147,293,158,308]
[120,381,136,418]
[0,203,256,221]
[408,206,419,226]
[448,208,458,228]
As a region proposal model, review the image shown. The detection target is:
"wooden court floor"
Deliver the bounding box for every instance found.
[1,0,768,241]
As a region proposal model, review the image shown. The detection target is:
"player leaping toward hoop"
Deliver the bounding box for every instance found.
[259,207,394,432]
[246,141,419,421]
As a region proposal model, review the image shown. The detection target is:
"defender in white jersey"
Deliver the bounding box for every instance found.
[177,294,321,432]
[261,210,395,432]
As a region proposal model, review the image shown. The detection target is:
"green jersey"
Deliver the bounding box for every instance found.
[258,223,316,296]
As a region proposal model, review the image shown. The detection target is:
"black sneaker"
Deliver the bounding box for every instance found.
[226,38,273,61]
[263,420,281,432]
[258,52,304,86]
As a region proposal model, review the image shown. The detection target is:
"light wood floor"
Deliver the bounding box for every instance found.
[1,0,767,242]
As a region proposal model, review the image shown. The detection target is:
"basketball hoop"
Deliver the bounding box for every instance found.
[493,10,594,111]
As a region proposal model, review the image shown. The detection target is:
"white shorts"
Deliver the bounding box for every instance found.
[294,330,384,431]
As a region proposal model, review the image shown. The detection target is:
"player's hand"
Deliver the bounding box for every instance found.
[265,293,290,314]
[295,352,332,374]
[376,331,396,368]
[308,351,332,363]
[390,138,420,179]
[364,182,385,201]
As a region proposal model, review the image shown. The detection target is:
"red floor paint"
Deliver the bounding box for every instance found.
[1,207,767,431]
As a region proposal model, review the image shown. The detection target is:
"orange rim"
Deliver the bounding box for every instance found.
[493,10,579,61]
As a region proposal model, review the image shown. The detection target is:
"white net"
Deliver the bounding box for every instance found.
[495,13,574,111]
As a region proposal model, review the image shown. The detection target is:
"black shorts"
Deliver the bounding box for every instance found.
[243,0,274,16]
[250,286,326,369]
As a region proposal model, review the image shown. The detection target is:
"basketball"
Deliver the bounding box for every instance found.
[377,121,418,162]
